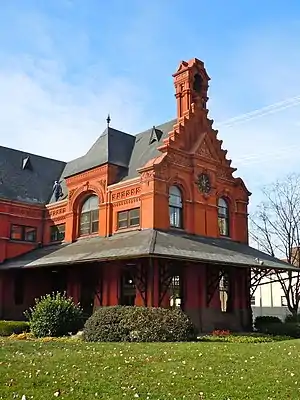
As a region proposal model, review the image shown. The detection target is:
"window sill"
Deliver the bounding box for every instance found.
[169,227,185,232]
[9,239,36,244]
[114,226,141,235]
[77,233,99,240]
[49,239,65,244]
[219,234,231,240]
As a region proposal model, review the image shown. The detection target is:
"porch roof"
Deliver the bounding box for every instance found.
[0,229,296,271]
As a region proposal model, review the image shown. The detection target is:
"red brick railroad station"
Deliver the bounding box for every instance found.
[0,58,293,332]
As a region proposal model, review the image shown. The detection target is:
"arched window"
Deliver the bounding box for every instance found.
[79,195,99,235]
[218,197,229,236]
[169,186,183,228]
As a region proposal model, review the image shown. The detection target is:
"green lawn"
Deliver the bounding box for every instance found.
[1,338,300,399]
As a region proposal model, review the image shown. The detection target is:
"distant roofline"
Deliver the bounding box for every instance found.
[0,118,177,168]
[0,144,66,164]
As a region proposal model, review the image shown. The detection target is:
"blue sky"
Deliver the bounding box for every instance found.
[1,0,300,210]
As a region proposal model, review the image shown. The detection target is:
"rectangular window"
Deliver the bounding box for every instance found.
[50,224,66,242]
[24,226,37,242]
[169,206,182,228]
[251,295,255,306]
[10,224,37,242]
[10,225,23,241]
[117,208,140,230]
[281,296,287,307]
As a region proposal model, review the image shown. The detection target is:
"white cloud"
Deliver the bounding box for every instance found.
[0,55,149,162]
[0,6,151,162]
[1,4,300,216]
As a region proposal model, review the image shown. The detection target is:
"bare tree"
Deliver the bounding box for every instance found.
[250,173,300,316]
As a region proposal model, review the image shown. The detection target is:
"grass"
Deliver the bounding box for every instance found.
[1,337,300,399]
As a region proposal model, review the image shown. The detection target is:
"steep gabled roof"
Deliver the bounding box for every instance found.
[63,127,136,179]
[122,119,175,181]
[0,145,66,204]
[48,119,175,202]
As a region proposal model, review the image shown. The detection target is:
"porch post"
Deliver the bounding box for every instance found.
[148,258,160,307]
[67,268,80,304]
[210,267,221,310]
[102,263,120,306]
[183,262,201,330]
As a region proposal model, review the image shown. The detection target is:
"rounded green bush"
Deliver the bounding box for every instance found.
[254,316,282,333]
[83,306,197,342]
[0,320,30,337]
[24,292,84,337]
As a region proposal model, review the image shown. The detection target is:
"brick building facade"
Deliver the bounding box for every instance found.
[0,58,292,332]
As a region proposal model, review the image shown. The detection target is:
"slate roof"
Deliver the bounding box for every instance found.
[0,229,295,271]
[0,119,174,204]
[48,120,175,203]
[0,145,66,204]
[122,119,176,181]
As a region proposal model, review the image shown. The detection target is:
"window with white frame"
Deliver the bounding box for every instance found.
[169,186,183,228]
[79,195,99,235]
[218,197,230,236]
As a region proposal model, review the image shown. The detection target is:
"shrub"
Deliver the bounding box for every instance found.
[254,316,282,333]
[264,322,300,338]
[285,314,300,323]
[0,320,30,337]
[83,306,197,342]
[24,292,84,338]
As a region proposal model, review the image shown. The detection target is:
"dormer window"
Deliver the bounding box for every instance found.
[22,156,32,170]
[79,195,99,235]
[149,126,163,144]
[169,186,183,228]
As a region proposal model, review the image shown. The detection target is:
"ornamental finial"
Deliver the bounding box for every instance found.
[106,114,111,127]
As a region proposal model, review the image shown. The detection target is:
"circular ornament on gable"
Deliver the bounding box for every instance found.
[197,173,211,194]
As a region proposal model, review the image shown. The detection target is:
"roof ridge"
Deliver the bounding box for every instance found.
[134,118,176,137]
[0,145,66,164]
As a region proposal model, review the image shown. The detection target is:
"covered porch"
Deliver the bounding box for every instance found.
[0,229,294,333]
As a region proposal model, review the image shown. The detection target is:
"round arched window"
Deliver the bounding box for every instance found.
[169,186,183,228]
[218,197,229,237]
[79,195,99,235]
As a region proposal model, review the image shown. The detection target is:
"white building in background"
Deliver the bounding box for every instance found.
[251,273,291,321]
[249,241,300,321]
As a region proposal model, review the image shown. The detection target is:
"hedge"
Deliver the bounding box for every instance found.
[83,306,197,342]
[254,316,300,338]
[254,316,282,333]
[0,320,30,337]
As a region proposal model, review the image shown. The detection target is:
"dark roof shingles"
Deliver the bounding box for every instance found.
[1,119,175,204]
[0,229,294,271]
[0,146,66,204]
[48,120,175,202]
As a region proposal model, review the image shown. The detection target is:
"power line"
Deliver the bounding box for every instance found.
[217,94,300,128]
[210,94,300,167]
